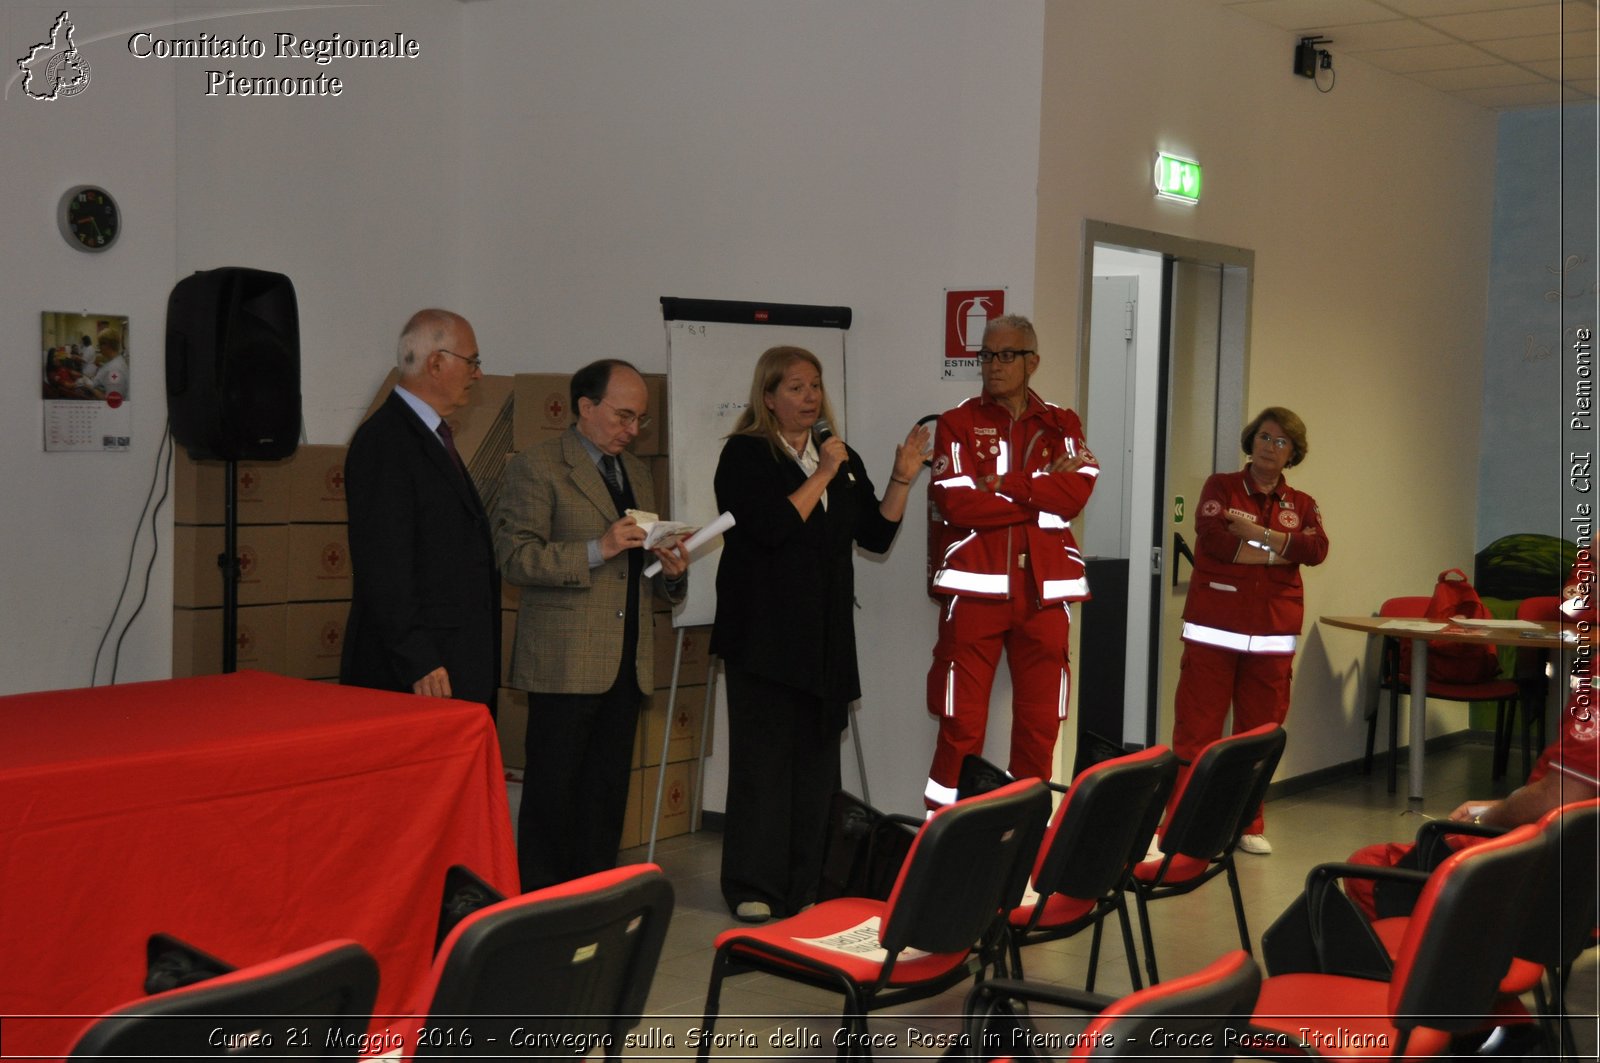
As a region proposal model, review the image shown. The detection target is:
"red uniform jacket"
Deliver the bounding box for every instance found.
[928,390,1097,604]
[1182,469,1328,645]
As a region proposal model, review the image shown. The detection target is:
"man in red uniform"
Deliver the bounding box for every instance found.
[924,314,1098,807]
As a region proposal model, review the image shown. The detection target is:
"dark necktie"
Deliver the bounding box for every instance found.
[601,454,623,494]
[436,421,468,480]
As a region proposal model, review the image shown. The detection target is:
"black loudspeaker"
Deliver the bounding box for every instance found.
[165,267,301,461]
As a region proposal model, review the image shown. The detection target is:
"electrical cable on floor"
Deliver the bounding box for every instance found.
[91,422,174,686]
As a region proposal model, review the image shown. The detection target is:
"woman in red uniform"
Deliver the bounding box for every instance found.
[1171,407,1328,855]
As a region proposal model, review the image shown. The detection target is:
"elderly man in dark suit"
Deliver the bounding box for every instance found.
[494,359,689,891]
[341,309,499,709]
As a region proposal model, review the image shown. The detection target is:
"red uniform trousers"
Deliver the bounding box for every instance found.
[1169,640,1294,836]
[926,564,1071,806]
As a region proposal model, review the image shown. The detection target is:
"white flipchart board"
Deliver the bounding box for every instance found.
[664,315,848,629]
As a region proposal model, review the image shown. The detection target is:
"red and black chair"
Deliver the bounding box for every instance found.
[1248,822,1549,1057]
[1355,799,1600,1057]
[1126,724,1285,984]
[697,779,1052,1060]
[962,949,1261,1060]
[1367,596,1521,792]
[68,938,378,1059]
[1005,746,1177,990]
[401,863,673,1061]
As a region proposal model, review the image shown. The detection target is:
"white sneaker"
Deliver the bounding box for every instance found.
[1237,833,1272,856]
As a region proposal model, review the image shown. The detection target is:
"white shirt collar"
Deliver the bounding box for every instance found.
[393,384,442,434]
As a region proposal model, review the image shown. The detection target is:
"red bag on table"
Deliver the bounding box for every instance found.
[1400,568,1501,684]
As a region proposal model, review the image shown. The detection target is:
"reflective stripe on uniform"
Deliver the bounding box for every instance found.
[933,569,1009,595]
[1041,576,1090,599]
[1038,512,1069,530]
[1181,621,1297,655]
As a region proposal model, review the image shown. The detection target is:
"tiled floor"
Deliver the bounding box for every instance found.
[523,741,1600,1059]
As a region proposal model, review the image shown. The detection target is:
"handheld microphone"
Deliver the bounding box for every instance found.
[813,418,855,483]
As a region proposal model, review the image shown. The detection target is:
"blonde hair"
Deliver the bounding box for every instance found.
[729,345,840,456]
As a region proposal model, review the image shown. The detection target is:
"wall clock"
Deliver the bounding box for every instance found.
[57,185,120,252]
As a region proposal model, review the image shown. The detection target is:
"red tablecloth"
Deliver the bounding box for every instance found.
[0,671,517,1059]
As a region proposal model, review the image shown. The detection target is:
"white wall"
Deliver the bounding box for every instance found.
[0,0,1509,810]
[1,2,180,693]
[457,0,1046,816]
[0,0,463,695]
[1034,0,1498,784]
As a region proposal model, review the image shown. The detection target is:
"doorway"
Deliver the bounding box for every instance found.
[1074,222,1253,756]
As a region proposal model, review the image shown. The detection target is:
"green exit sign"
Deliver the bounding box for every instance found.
[1154,152,1202,203]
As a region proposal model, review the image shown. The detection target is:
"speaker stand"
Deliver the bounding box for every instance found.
[219,459,241,672]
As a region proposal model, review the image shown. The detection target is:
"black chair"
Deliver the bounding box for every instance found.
[698,779,1051,1060]
[1249,822,1549,1059]
[1125,724,1285,984]
[1005,746,1177,990]
[68,938,378,1059]
[961,949,1261,1060]
[1497,595,1561,779]
[407,863,673,1061]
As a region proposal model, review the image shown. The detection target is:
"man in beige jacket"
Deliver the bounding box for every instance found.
[494,359,688,890]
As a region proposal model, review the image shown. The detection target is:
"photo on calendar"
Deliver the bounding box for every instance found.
[42,311,129,403]
[41,311,132,453]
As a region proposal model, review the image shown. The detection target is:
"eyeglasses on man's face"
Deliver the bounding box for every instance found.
[436,348,483,373]
[602,399,651,431]
[1255,432,1291,451]
[977,348,1035,364]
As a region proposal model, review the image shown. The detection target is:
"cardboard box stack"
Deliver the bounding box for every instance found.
[501,371,708,848]
[172,445,350,680]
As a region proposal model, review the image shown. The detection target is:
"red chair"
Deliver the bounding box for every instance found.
[697,779,1051,1060]
[1127,724,1285,985]
[962,949,1261,1060]
[400,863,673,1061]
[1250,823,1548,1057]
[1005,746,1177,990]
[1367,596,1520,792]
[68,939,378,1059]
[1365,799,1600,1057]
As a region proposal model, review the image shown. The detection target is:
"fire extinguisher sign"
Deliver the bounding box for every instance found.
[943,288,1005,381]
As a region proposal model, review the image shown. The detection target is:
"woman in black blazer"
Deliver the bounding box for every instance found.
[712,345,928,922]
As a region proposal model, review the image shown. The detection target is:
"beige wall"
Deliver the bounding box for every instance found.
[1034,0,1498,778]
